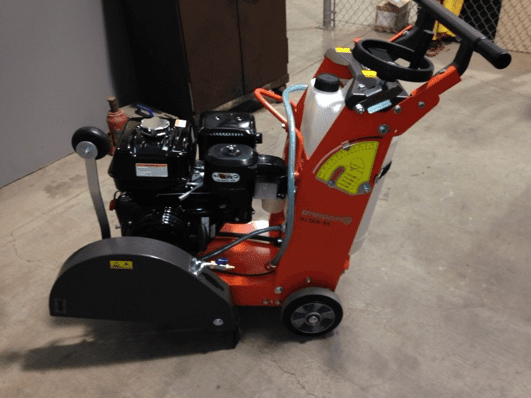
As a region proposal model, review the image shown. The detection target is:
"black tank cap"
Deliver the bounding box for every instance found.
[314,73,340,92]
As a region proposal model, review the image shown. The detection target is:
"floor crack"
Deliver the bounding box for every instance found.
[10,232,42,265]
[268,355,319,398]
[239,341,380,397]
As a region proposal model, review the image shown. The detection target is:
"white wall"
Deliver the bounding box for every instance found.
[0,0,137,187]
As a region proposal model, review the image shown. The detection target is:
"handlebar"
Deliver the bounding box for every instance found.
[413,0,511,69]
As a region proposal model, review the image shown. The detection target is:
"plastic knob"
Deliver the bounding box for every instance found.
[72,126,110,159]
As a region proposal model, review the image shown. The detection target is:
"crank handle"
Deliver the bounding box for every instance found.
[179,181,204,201]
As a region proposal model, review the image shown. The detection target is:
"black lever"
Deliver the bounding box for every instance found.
[72,127,111,240]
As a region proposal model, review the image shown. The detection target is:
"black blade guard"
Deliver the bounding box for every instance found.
[50,237,238,333]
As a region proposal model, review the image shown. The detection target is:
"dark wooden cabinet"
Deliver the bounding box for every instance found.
[121,0,289,119]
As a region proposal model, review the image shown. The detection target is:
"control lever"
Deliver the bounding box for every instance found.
[72,127,111,239]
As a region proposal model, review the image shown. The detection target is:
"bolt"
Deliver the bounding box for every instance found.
[307,316,320,324]
[263,299,269,305]
[355,104,365,114]
[393,105,402,114]
[359,182,372,194]
[378,124,390,135]
[213,318,224,326]
[418,101,425,109]
[274,286,283,294]
[306,277,311,284]
[357,83,366,91]
[83,146,93,155]
[275,300,281,306]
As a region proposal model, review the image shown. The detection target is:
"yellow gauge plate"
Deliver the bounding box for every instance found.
[316,141,379,195]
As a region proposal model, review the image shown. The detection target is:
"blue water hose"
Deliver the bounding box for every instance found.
[270,84,308,266]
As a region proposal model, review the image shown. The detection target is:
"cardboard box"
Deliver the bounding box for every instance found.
[375,0,410,33]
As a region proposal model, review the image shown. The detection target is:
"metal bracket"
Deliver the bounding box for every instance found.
[75,141,111,240]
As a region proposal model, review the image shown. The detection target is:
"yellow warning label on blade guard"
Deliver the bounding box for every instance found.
[316,141,379,195]
[110,260,133,270]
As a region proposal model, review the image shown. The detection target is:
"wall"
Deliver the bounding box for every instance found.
[0,0,137,188]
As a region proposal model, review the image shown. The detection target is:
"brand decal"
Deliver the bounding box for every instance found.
[301,210,352,226]
[212,172,240,183]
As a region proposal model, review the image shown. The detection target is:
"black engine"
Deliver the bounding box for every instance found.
[109,111,287,255]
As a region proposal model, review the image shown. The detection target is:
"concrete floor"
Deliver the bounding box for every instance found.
[2,1,531,397]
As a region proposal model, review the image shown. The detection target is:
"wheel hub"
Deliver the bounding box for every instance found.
[306,313,321,325]
[291,303,336,334]
[282,287,343,336]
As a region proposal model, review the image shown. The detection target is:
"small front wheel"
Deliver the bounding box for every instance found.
[281,287,343,336]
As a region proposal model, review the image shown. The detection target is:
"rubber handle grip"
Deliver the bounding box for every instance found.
[414,0,511,69]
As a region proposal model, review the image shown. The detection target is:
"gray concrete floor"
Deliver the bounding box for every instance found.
[2,1,531,397]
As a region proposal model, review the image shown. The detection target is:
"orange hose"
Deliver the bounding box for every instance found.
[253,88,305,169]
[390,25,413,42]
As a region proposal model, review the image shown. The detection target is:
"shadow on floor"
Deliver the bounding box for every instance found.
[1,307,325,371]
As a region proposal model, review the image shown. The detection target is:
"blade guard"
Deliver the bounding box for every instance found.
[49,237,238,332]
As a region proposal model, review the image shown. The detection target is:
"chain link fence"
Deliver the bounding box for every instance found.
[323,0,531,54]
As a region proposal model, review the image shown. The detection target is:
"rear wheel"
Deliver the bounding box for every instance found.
[281,287,343,336]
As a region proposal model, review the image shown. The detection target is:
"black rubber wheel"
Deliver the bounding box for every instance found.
[281,287,343,336]
[352,39,434,82]
[72,126,110,159]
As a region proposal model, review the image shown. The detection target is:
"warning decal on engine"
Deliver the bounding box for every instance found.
[136,163,168,177]
[110,260,133,270]
[315,141,379,195]
[175,119,187,128]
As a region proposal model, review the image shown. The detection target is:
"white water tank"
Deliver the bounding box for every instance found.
[300,73,350,158]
